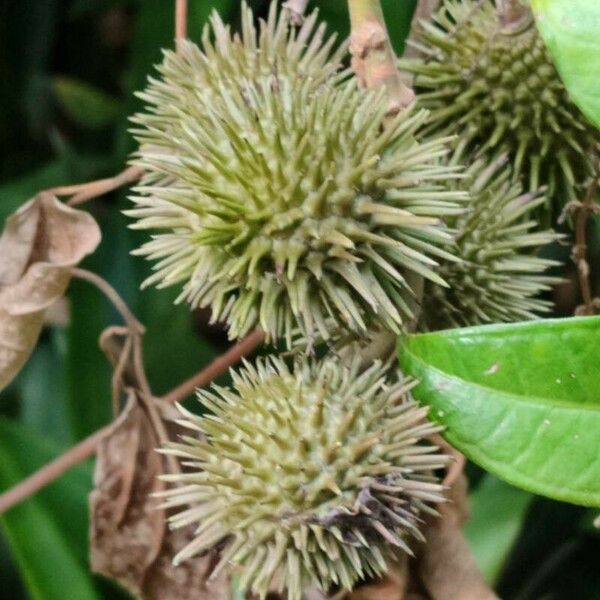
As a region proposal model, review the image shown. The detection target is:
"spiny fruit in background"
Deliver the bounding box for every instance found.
[402,0,598,207]
[127,1,467,347]
[422,154,561,330]
[159,357,448,600]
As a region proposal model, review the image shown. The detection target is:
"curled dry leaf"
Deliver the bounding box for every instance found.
[0,193,100,391]
[90,392,229,600]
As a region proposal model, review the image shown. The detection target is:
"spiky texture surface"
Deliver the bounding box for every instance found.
[127,2,466,346]
[403,0,598,204]
[160,357,447,600]
[422,155,561,330]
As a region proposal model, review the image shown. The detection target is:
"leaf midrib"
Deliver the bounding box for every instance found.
[404,350,600,413]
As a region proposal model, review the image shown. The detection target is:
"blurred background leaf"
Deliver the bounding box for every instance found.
[53,77,122,129]
[466,475,533,584]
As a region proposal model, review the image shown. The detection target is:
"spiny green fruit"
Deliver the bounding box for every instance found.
[402,0,598,205]
[127,1,467,347]
[422,155,561,330]
[160,357,447,600]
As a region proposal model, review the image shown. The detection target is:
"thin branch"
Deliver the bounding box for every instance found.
[175,0,188,46]
[161,328,266,405]
[570,178,600,316]
[0,329,265,515]
[100,326,135,417]
[347,0,415,114]
[48,165,143,207]
[71,268,145,334]
[0,428,107,515]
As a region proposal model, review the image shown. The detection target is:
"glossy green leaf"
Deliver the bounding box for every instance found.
[465,476,533,583]
[53,77,121,129]
[0,419,99,600]
[532,0,600,128]
[398,316,600,507]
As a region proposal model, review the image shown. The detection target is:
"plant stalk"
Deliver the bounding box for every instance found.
[0,329,265,515]
[175,0,188,43]
[572,178,599,315]
[347,0,415,114]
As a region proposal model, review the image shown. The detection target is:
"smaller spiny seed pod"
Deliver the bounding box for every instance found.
[159,357,448,600]
[401,0,599,207]
[127,1,467,347]
[422,155,562,330]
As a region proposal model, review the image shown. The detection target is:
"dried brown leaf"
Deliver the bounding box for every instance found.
[416,474,499,600]
[0,193,100,390]
[90,392,229,600]
[90,393,164,590]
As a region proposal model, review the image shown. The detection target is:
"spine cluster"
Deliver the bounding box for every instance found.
[126,2,577,598]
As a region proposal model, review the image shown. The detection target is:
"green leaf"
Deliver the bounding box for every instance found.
[532,0,600,128]
[17,329,72,445]
[115,0,236,157]
[53,76,121,129]
[0,419,99,600]
[398,316,600,507]
[138,287,218,396]
[465,475,533,583]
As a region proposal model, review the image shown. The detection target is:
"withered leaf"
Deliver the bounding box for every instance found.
[90,393,229,600]
[0,193,100,390]
[415,474,499,600]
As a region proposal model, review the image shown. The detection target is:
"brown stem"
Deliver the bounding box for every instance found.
[573,178,599,316]
[175,0,188,45]
[71,268,145,334]
[0,428,106,515]
[347,0,415,115]
[48,165,143,207]
[0,329,265,515]
[161,328,266,404]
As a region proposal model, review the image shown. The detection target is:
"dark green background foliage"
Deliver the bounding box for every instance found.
[0,1,599,598]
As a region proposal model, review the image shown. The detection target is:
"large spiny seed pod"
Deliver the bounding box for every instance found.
[402,0,598,206]
[160,357,448,600]
[422,155,562,330]
[127,1,466,346]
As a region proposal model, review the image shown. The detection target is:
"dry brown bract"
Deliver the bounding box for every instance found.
[89,326,230,600]
[0,193,100,391]
[90,392,230,599]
